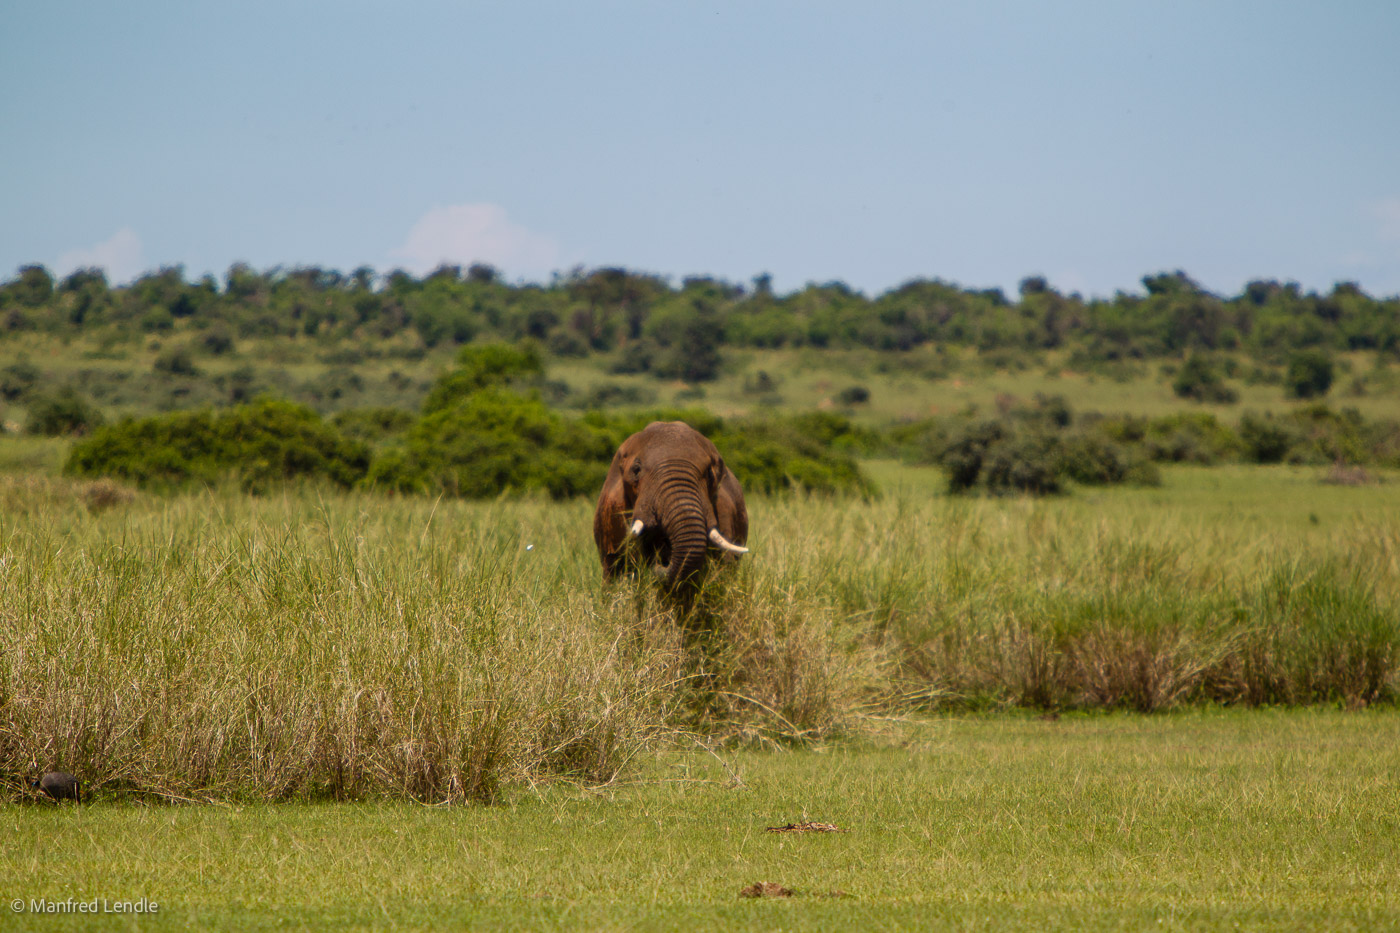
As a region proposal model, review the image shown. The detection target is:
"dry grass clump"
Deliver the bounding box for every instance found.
[1321,461,1382,486]
[0,475,136,517]
[80,477,136,513]
[673,579,884,744]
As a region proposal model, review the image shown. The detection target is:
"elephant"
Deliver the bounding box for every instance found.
[593,421,749,588]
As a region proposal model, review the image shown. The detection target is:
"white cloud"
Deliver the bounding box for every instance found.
[387,203,559,279]
[56,227,145,284]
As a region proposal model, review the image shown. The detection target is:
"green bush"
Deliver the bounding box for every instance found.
[979,430,1063,496]
[781,411,884,456]
[1139,413,1242,464]
[25,386,105,436]
[366,389,613,499]
[421,342,544,414]
[1057,430,1161,487]
[140,306,174,333]
[153,344,200,376]
[940,421,1008,493]
[1285,350,1334,399]
[1238,412,1300,464]
[545,331,589,357]
[1173,354,1238,403]
[712,420,874,496]
[576,382,656,409]
[941,421,1066,495]
[646,298,723,382]
[65,399,370,492]
[608,340,656,375]
[933,415,1163,495]
[836,385,871,406]
[198,322,236,355]
[330,407,416,445]
[1275,404,1395,466]
[0,358,39,401]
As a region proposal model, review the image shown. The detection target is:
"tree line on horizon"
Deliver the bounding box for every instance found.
[3,261,1399,379]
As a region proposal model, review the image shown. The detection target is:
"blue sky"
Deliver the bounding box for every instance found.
[3,1,1398,298]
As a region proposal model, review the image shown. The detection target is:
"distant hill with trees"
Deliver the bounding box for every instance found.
[3,262,1397,382]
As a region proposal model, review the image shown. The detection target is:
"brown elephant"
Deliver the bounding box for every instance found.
[593,421,749,587]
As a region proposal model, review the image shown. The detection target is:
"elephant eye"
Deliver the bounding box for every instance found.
[629,461,642,477]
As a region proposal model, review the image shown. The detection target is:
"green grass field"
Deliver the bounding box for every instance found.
[6,710,1399,931]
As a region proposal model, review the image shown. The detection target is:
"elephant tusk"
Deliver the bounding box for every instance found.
[629,519,645,537]
[709,528,749,555]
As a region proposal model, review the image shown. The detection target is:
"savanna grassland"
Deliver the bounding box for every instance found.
[5,262,1400,929]
[3,461,1400,929]
[5,463,1400,805]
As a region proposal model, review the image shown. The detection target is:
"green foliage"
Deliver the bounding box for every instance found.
[1125,412,1242,464]
[922,403,1168,495]
[421,341,544,414]
[646,294,724,381]
[24,386,105,436]
[836,384,871,405]
[1239,412,1302,464]
[1239,404,1400,467]
[608,340,656,374]
[979,429,1063,495]
[575,382,656,409]
[198,322,236,355]
[153,344,201,376]
[782,411,885,455]
[1285,349,1335,399]
[1058,431,1161,487]
[8,264,54,307]
[711,419,875,496]
[367,389,613,499]
[140,306,174,333]
[4,261,1400,371]
[545,330,589,357]
[330,406,416,445]
[1172,353,1238,403]
[939,421,1064,495]
[0,358,40,401]
[65,399,370,492]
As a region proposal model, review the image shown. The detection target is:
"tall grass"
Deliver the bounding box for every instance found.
[760,467,1400,710]
[3,465,1399,801]
[1,483,679,802]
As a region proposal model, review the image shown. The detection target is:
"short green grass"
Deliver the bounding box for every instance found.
[6,710,1399,931]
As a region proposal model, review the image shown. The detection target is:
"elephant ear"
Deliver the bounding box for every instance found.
[708,454,726,496]
[593,455,630,574]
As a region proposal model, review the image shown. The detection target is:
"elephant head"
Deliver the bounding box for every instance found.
[593,421,749,588]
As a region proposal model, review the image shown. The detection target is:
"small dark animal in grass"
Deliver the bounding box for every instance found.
[32,772,82,802]
[739,881,793,899]
[593,421,749,589]
[765,820,845,833]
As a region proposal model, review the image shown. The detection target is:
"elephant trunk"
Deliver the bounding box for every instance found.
[651,461,711,589]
